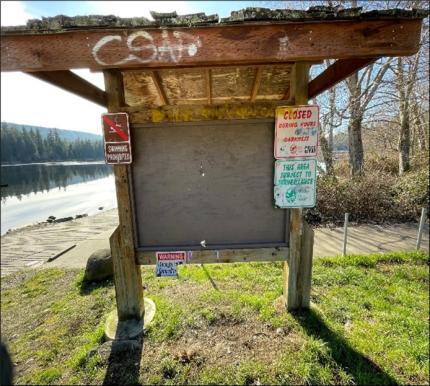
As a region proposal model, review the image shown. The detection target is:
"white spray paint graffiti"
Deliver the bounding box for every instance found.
[92,30,202,66]
[278,35,289,54]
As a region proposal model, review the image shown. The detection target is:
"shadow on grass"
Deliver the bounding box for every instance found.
[79,278,113,296]
[102,334,143,385]
[292,308,398,385]
[201,264,219,291]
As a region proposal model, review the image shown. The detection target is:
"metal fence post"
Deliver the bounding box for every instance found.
[343,213,349,256]
[416,208,427,250]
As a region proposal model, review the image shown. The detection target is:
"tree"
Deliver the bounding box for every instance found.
[394,0,428,174]
[0,123,104,163]
[315,59,343,176]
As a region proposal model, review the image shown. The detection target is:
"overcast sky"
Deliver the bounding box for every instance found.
[1,1,263,135]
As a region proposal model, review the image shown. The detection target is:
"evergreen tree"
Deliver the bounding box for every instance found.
[0,124,104,163]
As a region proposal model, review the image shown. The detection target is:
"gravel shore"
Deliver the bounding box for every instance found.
[1,209,118,276]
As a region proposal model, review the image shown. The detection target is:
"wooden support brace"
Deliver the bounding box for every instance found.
[250,67,262,102]
[283,62,314,311]
[150,70,169,105]
[28,70,107,107]
[308,57,378,99]
[104,69,144,322]
[206,69,212,105]
[137,247,289,265]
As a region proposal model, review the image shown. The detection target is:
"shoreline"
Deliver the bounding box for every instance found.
[1,208,118,237]
[1,208,428,277]
[1,160,107,167]
[1,207,423,237]
[1,208,119,277]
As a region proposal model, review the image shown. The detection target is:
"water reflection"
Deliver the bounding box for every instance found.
[1,162,113,203]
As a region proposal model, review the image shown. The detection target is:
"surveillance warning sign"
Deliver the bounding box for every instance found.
[274,159,317,208]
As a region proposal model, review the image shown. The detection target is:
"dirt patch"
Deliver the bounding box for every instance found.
[133,314,303,384]
[171,318,300,366]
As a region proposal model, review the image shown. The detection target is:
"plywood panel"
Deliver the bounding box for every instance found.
[256,66,291,100]
[123,71,163,107]
[122,65,293,107]
[212,67,255,102]
[130,119,287,250]
[160,68,206,104]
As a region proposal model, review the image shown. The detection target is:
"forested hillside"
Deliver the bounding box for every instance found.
[2,122,102,142]
[0,122,104,164]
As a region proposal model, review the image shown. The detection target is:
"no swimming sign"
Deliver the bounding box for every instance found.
[102,113,132,164]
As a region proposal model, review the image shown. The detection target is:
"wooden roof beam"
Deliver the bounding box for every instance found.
[250,67,262,102]
[2,19,422,72]
[308,57,378,99]
[119,62,306,73]
[28,70,107,107]
[150,70,168,105]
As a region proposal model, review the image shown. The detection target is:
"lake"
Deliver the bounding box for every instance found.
[0,160,328,235]
[1,162,116,235]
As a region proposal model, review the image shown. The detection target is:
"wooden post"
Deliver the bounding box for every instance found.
[283,62,314,310]
[104,69,144,321]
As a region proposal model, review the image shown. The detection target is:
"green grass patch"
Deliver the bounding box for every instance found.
[1,250,428,385]
[318,250,429,268]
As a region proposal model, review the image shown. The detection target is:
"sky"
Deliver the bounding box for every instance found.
[0,0,266,135]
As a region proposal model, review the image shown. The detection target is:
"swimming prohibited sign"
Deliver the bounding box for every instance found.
[102,113,132,164]
[274,105,319,159]
[274,159,317,208]
[155,251,186,277]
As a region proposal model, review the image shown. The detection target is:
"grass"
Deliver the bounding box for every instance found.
[0,250,428,385]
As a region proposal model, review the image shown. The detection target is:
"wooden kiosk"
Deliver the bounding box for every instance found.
[1,7,426,329]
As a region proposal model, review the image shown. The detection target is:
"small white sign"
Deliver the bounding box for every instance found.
[155,251,186,277]
[274,105,319,159]
[274,159,317,208]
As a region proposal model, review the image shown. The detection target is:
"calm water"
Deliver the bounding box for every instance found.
[1,162,116,235]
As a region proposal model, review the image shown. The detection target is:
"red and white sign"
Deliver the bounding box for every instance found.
[274,105,319,159]
[155,251,186,277]
[102,112,132,164]
[156,251,187,262]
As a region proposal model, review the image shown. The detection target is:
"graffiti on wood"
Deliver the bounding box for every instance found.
[92,30,202,65]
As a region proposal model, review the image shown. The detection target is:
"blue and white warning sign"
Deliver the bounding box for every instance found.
[155,251,186,277]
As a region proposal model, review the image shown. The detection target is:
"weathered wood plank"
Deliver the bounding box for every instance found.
[121,62,299,73]
[299,221,314,307]
[308,57,378,99]
[137,247,289,265]
[109,227,144,320]
[289,62,310,105]
[284,207,303,310]
[1,19,423,72]
[104,69,144,321]
[125,101,283,123]
[28,70,107,107]
[283,62,314,311]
